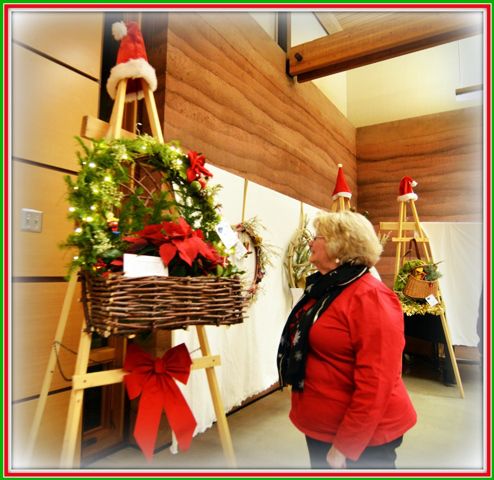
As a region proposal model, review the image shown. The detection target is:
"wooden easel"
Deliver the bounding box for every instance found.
[380,198,464,398]
[26,78,237,468]
[330,195,351,212]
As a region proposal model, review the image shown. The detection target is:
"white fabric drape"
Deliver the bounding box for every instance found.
[172,165,322,441]
[422,222,482,346]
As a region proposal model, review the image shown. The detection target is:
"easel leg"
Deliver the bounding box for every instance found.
[394,202,406,278]
[195,326,237,468]
[438,311,465,398]
[409,201,431,262]
[60,325,93,468]
[142,81,164,143]
[26,272,78,463]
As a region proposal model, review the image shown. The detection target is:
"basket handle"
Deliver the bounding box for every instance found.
[402,238,421,261]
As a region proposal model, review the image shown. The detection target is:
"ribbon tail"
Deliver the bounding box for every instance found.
[134,389,163,462]
[162,378,197,451]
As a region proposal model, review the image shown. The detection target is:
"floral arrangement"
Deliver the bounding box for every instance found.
[234,217,277,301]
[394,259,443,315]
[285,215,316,289]
[63,135,237,278]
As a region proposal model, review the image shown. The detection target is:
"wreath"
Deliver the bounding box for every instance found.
[234,217,276,302]
[63,135,238,278]
[285,215,316,290]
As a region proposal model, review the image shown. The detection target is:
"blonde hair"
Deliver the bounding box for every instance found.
[313,211,382,267]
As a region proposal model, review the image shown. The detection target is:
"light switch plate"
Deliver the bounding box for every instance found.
[21,208,43,233]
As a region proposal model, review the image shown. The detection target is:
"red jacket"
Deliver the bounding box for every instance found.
[289,273,417,461]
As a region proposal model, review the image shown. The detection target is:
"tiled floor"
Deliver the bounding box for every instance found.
[88,357,485,473]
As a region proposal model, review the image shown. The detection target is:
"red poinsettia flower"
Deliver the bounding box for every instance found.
[186,151,213,185]
[123,217,225,271]
[160,217,223,267]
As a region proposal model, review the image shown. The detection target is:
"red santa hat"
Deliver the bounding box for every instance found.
[331,164,352,200]
[106,21,157,103]
[397,176,418,202]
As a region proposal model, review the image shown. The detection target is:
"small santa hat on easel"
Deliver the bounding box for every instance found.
[397,176,418,202]
[106,21,158,103]
[331,164,352,200]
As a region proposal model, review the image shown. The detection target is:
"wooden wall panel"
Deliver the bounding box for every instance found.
[12,12,103,79]
[162,13,356,210]
[12,45,99,170]
[10,13,104,466]
[357,106,483,287]
[13,162,75,277]
[12,282,84,400]
[12,391,77,468]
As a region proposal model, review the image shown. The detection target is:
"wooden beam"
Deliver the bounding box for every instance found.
[315,12,343,35]
[72,355,222,390]
[288,12,482,81]
[80,115,135,140]
[380,221,418,231]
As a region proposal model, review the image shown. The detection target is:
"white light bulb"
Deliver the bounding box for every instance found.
[89,162,96,168]
[85,216,93,222]
[73,256,79,260]
[68,207,75,212]
[90,205,96,211]
[104,176,111,182]
[75,227,82,233]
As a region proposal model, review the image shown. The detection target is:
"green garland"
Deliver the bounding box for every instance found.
[63,135,224,275]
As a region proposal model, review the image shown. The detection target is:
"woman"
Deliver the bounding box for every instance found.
[277,211,416,469]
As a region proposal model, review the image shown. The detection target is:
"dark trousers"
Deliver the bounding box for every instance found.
[305,435,403,469]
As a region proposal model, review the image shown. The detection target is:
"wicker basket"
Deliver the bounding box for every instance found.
[81,272,247,336]
[403,274,439,299]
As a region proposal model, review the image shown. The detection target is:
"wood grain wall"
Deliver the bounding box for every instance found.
[161,12,357,210]
[357,106,483,286]
[11,12,103,468]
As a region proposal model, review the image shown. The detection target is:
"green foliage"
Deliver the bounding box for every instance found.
[394,259,443,291]
[63,135,224,275]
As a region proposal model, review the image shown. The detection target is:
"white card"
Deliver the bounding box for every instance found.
[123,253,168,278]
[215,220,240,249]
[233,239,248,260]
[425,294,439,306]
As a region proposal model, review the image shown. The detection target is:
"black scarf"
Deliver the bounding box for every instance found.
[277,263,368,391]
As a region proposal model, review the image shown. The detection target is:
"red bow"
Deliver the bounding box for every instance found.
[123,343,197,462]
[186,151,213,185]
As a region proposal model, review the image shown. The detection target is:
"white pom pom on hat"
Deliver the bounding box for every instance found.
[111,21,127,41]
[106,21,157,103]
[331,163,352,200]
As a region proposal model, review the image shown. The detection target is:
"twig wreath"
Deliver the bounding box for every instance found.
[234,217,277,302]
[285,214,316,290]
[64,134,238,278]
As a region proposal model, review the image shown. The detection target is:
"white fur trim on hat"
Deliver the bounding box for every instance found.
[106,58,157,101]
[332,191,352,201]
[397,192,418,202]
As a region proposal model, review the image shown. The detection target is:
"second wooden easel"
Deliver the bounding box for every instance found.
[380,194,464,398]
[26,78,237,468]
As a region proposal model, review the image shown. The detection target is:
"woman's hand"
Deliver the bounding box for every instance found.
[326,445,347,468]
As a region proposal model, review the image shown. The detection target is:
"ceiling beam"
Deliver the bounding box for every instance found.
[314,12,343,35]
[288,13,482,82]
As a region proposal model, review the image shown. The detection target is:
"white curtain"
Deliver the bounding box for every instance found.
[172,165,322,439]
[422,222,482,346]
